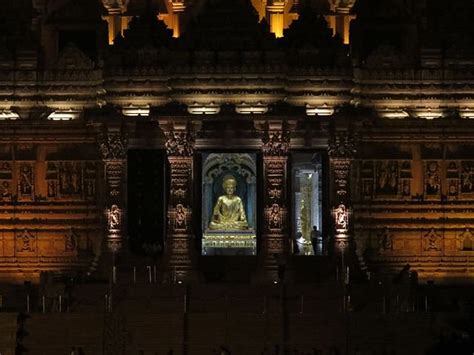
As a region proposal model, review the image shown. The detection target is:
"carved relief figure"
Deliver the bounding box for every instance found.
[375,161,398,195]
[16,229,35,253]
[333,204,349,231]
[209,175,248,230]
[47,180,57,197]
[402,180,411,197]
[425,161,441,196]
[174,203,187,231]
[65,229,77,251]
[59,162,82,195]
[19,164,34,197]
[269,203,282,230]
[378,228,393,252]
[0,181,10,200]
[461,162,474,193]
[108,205,121,230]
[424,229,442,251]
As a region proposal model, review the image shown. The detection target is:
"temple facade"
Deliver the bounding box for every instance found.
[0,0,473,286]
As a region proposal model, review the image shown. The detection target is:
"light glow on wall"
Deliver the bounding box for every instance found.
[122,104,150,117]
[0,110,20,120]
[187,103,221,115]
[47,110,80,121]
[306,104,335,117]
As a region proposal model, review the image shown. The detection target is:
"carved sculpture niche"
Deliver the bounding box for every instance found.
[457,229,474,251]
[460,161,474,195]
[424,161,441,199]
[359,160,412,200]
[47,161,97,200]
[17,163,35,201]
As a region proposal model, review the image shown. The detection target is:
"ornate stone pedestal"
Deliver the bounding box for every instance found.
[202,230,257,255]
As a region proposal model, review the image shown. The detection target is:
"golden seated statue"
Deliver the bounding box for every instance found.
[209,175,249,230]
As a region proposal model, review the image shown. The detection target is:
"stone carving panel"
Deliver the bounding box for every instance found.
[457,228,474,251]
[423,228,442,252]
[17,163,35,201]
[16,229,36,254]
[359,160,412,200]
[424,161,441,198]
[378,227,393,252]
[333,203,349,233]
[46,161,97,200]
[65,228,78,252]
[460,161,474,195]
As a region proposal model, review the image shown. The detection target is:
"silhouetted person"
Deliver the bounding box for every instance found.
[310,226,322,255]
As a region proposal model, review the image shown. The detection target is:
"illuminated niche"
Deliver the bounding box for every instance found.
[292,153,323,256]
[201,153,257,256]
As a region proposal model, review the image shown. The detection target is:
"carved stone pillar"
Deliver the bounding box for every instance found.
[159,119,201,282]
[328,131,357,254]
[255,120,294,282]
[98,128,128,254]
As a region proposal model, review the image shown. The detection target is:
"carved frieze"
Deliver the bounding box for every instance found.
[98,133,128,161]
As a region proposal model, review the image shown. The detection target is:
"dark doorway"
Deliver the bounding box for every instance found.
[127,149,166,256]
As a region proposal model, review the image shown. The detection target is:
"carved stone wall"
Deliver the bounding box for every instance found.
[0,142,102,282]
[354,142,474,281]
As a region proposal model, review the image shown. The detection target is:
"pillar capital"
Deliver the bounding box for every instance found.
[254,119,296,156]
